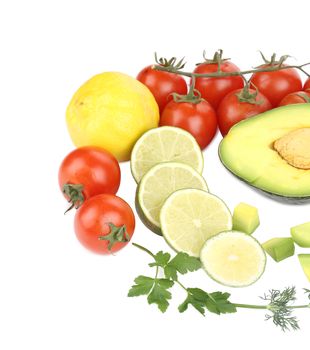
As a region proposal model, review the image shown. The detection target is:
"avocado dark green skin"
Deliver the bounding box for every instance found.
[218,148,310,205]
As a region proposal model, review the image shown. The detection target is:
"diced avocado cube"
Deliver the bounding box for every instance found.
[262,237,295,262]
[232,202,259,235]
[290,222,310,247]
[298,254,310,282]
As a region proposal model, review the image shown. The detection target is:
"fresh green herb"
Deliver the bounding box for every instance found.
[128,275,173,312]
[129,242,310,331]
[262,287,300,331]
[178,288,236,316]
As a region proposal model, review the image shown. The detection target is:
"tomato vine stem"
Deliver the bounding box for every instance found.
[153,61,310,78]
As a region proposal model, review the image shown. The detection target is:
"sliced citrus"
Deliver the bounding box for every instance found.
[136,163,208,234]
[131,126,203,183]
[200,230,266,287]
[160,189,232,257]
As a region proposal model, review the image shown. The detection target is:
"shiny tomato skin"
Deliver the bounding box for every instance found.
[250,65,302,107]
[303,77,310,91]
[160,100,217,150]
[59,147,121,201]
[193,61,244,109]
[74,194,135,254]
[278,91,310,106]
[217,88,272,136]
[137,65,188,113]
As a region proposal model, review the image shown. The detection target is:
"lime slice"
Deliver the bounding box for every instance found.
[136,163,208,234]
[200,231,266,287]
[131,126,203,183]
[160,189,232,257]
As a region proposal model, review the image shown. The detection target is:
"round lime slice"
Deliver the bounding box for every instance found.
[200,230,266,287]
[160,189,232,257]
[131,126,203,183]
[136,162,208,234]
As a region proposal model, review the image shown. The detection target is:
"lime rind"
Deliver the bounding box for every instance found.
[200,230,266,288]
[130,126,204,183]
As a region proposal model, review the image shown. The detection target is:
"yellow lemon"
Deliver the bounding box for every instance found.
[66,72,159,161]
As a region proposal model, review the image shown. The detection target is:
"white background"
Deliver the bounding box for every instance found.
[1,0,310,349]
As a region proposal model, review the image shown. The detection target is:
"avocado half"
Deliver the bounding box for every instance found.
[219,104,310,203]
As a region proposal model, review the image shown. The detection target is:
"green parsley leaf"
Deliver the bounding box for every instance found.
[128,276,154,297]
[149,251,171,268]
[206,292,237,315]
[147,278,174,312]
[178,294,206,315]
[178,288,208,315]
[165,252,201,280]
[178,288,236,316]
[128,275,174,313]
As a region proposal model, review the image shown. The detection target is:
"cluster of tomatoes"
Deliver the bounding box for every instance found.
[58,147,135,254]
[137,51,310,149]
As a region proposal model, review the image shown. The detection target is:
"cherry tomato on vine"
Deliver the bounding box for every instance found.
[278,91,310,106]
[137,57,187,113]
[58,147,121,212]
[160,97,217,150]
[249,53,302,107]
[217,87,272,136]
[74,194,135,254]
[193,50,244,110]
[303,77,310,91]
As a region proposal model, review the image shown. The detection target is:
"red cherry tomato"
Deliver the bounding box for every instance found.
[250,65,302,107]
[74,194,135,254]
[278,91,310,106]
[303,77,310,91]
[217,88,272,136]
[137,65,187,113]
[160,99,217,150]
[58,147,120,211]
[193,60,244,110]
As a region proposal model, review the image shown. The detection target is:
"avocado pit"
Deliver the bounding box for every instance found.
[273,128,310,170]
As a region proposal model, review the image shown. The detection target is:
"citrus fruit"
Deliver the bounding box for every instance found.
[131,126,203,183]
[136,163,208,234]
[66,72,159,161]
[160,189,232,256]
[200,230,266,287]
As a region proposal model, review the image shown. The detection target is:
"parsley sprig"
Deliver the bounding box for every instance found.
[128,243,310,331]
[129,243,237,316]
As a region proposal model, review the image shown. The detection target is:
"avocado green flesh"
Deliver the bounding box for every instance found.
[219,104,310,199]
[290,222,310,247]
[298,254,310,281]
[262,237,295,262]
[232,202,259,235]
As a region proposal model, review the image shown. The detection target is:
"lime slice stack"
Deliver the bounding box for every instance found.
[131,126,204,183]
[160,189,232,257]
[200,231,266,287]
[136,163,208,234]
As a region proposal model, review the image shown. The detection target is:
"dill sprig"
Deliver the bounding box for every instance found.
[262,287,300,331]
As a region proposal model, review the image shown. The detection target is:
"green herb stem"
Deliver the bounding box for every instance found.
[132,242,155,258]
[233,303,268,310]
[233,303,309,310]
[175,279,188,292]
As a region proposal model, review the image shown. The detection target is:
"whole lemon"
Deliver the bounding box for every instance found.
[66,72,159,161]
